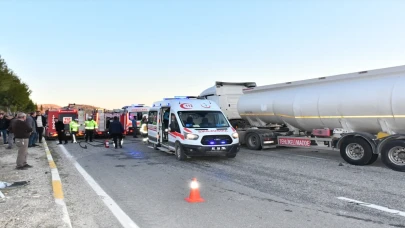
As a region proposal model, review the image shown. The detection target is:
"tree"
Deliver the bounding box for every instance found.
[0,55,36,113]
[40,104,43,111]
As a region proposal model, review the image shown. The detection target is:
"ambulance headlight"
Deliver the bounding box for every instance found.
[232,132,239,139]
[185,133,199,140]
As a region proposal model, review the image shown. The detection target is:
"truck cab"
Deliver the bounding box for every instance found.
[147,96,240,160]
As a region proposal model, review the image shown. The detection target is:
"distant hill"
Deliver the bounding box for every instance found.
[37,104,104,112]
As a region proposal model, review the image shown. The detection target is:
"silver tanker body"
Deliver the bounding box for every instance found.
[236,65,405,172]
[237,65,405,134]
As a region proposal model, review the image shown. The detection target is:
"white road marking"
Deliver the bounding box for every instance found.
[59,145,140,228]
[0,190,5,199]
[337,197,405,217]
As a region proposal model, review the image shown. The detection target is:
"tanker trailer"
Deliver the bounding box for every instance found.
[236,65,405,172]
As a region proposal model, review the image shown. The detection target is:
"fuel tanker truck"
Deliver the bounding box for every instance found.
[202,65,405,172]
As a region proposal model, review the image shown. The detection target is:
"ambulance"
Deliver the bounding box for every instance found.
[122,104,150,135]
[147,96,240,160]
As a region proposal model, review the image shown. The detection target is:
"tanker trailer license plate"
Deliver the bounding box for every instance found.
[278,137,311,147]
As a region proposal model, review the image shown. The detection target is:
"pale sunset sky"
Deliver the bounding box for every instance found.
[1,0,405,109]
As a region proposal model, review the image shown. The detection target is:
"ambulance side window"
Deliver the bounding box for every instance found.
[148,111,157,125]
[170,113,180,133]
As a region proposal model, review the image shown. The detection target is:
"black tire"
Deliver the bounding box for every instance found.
[175,143,187,161]
[246,133,261,150]
[226,153,237,158]
[380,140,405,172]
[153,143,158,150]
[339,137,373,166]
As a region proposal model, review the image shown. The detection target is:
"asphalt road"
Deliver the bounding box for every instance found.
[50,137,405,228]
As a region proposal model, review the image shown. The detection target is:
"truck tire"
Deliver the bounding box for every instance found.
[175,142,187,161]
[380,140,405,172]
[340,137,373,166]
[246,133,261,150]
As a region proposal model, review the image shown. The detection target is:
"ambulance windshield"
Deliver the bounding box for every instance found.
[177,111,229,128]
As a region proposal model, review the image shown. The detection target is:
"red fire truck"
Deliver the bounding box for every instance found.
[44,104,85,140]
[93,109,125,138]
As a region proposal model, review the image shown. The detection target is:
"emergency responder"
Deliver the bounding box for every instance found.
[69,118,80,143]
[84,116,98,142]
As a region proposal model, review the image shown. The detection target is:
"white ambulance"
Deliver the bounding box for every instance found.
[147,96,240,160]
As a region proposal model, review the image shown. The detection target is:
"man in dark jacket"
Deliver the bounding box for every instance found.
[6,114,17,149]
[109,116,124,149]
[8,112,33,170]
[55,117,67,145]
[0,112,10,144]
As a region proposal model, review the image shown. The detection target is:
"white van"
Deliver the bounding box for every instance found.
[147,96,240,160]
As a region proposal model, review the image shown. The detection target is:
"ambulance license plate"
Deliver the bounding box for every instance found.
[211,146,227,151]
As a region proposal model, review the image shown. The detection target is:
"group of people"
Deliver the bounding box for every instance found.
[0,111,47,150]
[0,111,45,170]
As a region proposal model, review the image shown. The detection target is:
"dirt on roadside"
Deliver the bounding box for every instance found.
[0,142,67,228]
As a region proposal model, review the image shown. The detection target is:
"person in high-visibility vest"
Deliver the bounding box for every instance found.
[69,118,80,143]
[84,116,98,142]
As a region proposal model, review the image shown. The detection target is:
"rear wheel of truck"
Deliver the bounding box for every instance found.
[175,143,187,161]
[246,133,261,150]
[340,137,373,166]
[380,140,405,172]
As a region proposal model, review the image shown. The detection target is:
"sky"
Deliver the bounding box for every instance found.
[1,0,405,109]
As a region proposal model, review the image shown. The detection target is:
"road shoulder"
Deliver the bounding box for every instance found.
[0,142,67,228]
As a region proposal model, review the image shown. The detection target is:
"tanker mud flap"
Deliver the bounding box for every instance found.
[337,132,378,166]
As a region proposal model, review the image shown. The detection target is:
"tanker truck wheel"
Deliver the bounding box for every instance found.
[340,137,373,166]
[246,133,261,150]
[380,140,405,172]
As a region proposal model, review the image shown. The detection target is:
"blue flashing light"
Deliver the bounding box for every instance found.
[221,141,226,144]
[174,96,188,99]
[209,141,215,145]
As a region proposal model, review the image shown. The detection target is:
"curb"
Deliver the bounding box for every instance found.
[43,140,73,228]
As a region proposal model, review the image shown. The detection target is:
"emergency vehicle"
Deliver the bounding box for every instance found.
[147,96,240,160]
[93,109,124,138]
[45,104,86,140]
[122,104,150,135]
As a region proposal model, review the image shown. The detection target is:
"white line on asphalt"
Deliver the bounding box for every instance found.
[59,145,140,228]
[0,190,5,199]
[337,197,405,217]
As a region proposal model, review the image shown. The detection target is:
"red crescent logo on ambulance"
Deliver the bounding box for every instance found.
[180,103,193,109]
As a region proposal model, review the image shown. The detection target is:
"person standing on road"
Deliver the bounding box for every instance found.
[84,116,97,142]
[26,112,38,147]
[35,110,47,143]
[69,118,80,143]
[131,115,137,138]
[6,114,17,149]
[0,112,10,144]
[55,117,68,145]
[109,116,124,149]
[8,112,33,170]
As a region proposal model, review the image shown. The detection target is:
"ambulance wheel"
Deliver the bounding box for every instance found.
[175,143,186,161]
[153,143,158,150]
[226,153,237,158]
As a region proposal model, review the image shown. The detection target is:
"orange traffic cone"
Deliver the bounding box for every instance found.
[185,178,205,203]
